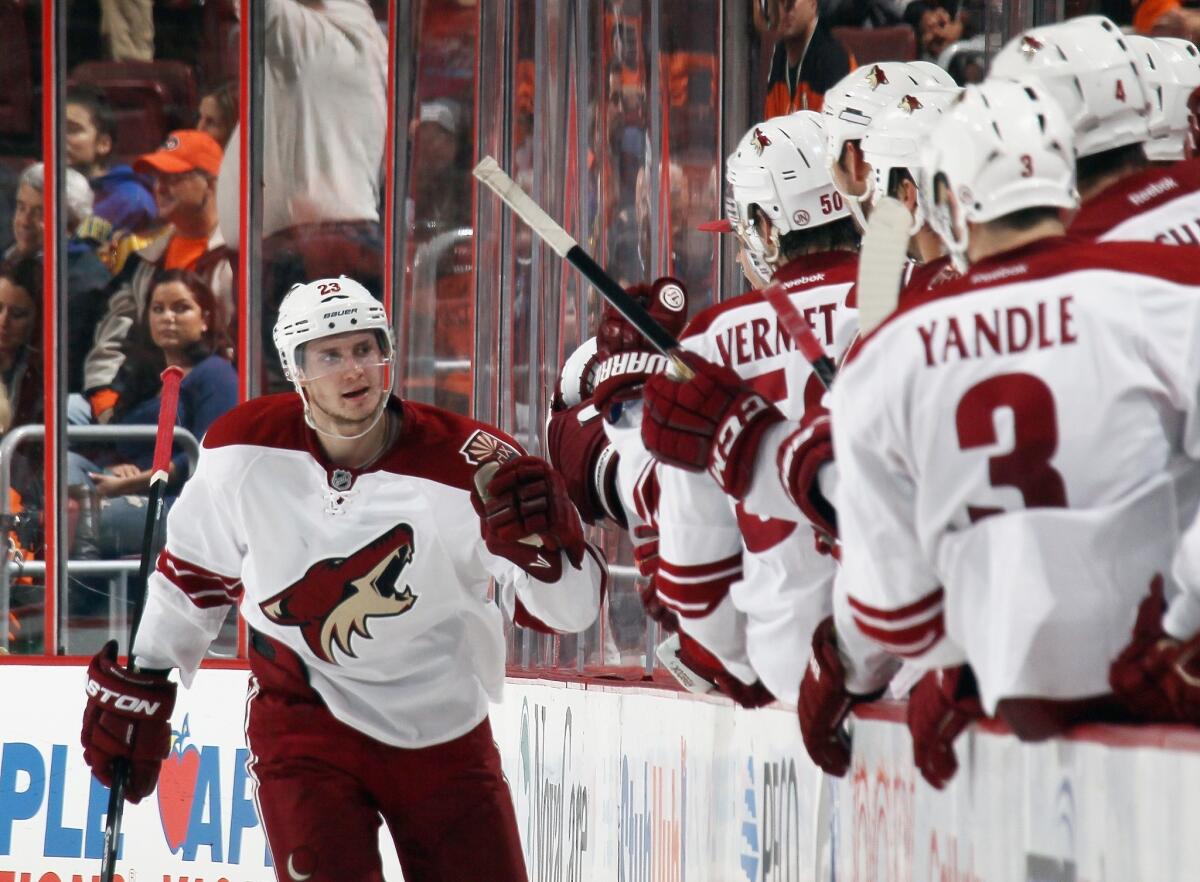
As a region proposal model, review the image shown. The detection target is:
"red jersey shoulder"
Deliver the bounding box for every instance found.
[1070,160,1200,239]
[845,236,1200,366]
[382,401,525,491]
[202,393,308,452]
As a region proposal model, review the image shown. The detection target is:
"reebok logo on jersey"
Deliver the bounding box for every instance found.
[260,523,419,663]
[1128,176,1178,207]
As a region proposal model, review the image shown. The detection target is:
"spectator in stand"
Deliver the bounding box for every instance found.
[1133,0,1200,42]
[757,0,856,115]
[409,98,470,236]
[196,81,238,150]
[84,131,232,424]
[902,1,977,61]
[5,164,112,408]
[216,0,387,390]
[0,258,42,431]
[66,86,158,235]
[75,269,236,555]
[99,0,154,61]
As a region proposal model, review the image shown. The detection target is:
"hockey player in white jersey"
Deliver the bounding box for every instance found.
[990,17,1200,246]
[805,78,1200,787]
[80,278,605,881]
[637,111,861,708]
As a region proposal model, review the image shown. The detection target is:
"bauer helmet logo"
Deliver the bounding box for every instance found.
[260,523,419,664]
[752,127,772,154]
[867,65,889,89]
[658,283,686,313]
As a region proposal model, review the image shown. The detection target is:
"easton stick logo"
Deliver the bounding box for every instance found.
[260,523,418,663]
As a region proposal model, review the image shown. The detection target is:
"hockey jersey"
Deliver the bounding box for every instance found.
[133,394,604,748]
[1069,158,1200,245]
[653,251,860,704]
[832,236,1200,711]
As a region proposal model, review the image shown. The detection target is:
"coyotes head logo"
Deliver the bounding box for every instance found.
[260,523,418,663]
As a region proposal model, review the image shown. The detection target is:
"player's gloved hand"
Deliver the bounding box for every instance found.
[81,640,177,803]
[472,455,586,581]
[629,523,680,632]
[1110,577,1200,723]
[674,632,775,708]
[592,277,689,418]
[545,399,624,527]
[798,617,879,777]
[776,405,838,538]
[642,351,784,499]
[906,665,983,789]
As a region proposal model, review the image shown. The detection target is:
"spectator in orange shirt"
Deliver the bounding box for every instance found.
[758,0,856,116]
[1133,0,1200,42]
[83,130,232,423]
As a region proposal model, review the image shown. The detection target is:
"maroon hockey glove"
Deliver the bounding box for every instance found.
[776,407,837,538]
[676,632,775,709]
[642,351,784,499]
[593,277,690,417]
[1110,578,1200,723]
[906,665,983,790]
[630,524,680,632]
[472,455,586,581]
[798,617,879,777]
[545,399,624,527]
[81,640,177,803]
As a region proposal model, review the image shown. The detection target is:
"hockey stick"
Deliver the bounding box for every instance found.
[856,196,912,335]
[100,364,185,882]
[473,156,689,374]
[760,280,837,390]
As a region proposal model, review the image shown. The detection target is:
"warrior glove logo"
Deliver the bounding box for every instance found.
[260,523,419,663]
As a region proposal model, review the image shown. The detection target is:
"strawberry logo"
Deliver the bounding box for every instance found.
[157,715,201,853]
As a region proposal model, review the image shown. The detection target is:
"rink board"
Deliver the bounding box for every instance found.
[2,663,1200,881]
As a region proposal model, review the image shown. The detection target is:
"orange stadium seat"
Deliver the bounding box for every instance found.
[832,25,918,65]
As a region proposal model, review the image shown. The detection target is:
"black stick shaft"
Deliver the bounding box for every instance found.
[565,246,681,356]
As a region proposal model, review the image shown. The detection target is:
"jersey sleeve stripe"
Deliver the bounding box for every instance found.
[845,585,944,622]
[850,612,945,658]
[157,548,243,608]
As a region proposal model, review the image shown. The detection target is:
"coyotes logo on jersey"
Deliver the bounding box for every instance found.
[260,523,419,663]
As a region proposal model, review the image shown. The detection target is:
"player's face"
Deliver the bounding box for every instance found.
[299,331,389,430]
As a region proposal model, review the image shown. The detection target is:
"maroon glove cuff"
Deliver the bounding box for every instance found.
[677,633,774,708]
[776,414,837,537]
[906,665,983,790]
[707,391,784,499]
[546,399,625,526]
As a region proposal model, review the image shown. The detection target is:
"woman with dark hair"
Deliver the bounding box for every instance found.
[87,268,237,499]
[0,258,42,432]
[196,81,238,150]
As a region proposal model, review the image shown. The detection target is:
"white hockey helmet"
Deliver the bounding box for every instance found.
[989,15,1151,159]
[1126,35,1200,162]
[860,87,962,230]
[725,111,848,268]
[920,79,1078,269]
[273,276,393,382]
[821,61,958,223]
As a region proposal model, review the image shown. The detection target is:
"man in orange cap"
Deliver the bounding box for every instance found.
[82,130,233,423]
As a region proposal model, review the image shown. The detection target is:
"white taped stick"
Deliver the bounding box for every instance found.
[473,156,578,258]
[856,196,912,334]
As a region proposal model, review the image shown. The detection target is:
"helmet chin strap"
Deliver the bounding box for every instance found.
[296,363,396,442]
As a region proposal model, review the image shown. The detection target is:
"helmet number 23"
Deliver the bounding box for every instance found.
[955,372,1068,523]
[318,281,342,296]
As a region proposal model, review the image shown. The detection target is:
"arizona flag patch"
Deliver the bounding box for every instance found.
[459,430,518,467]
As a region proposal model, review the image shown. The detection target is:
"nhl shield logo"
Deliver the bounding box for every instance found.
[459,429,519,467]
[330,469,353,491]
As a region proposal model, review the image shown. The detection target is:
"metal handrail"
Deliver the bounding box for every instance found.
[0,424,201,652]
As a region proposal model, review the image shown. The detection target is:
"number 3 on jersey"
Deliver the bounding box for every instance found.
[955,372,1068,522]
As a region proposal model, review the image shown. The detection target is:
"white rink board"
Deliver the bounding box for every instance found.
[2,664,1200,881]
